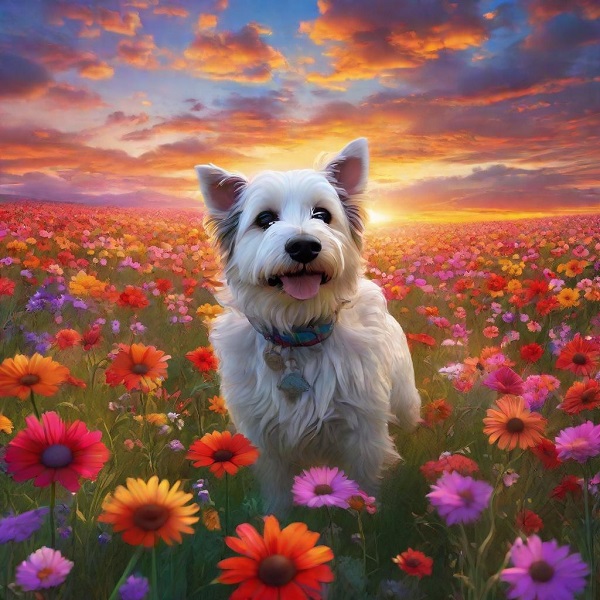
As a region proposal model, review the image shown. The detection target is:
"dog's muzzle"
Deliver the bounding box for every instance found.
[285,235,321,264]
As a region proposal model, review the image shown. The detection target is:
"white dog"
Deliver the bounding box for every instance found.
[195,139,421,514]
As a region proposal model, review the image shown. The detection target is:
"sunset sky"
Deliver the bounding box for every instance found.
[0,0,598,222]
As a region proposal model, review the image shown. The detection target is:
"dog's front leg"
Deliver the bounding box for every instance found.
[254,454,296,517]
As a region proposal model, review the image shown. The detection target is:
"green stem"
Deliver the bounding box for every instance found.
[30,390,40,419]
[50,481,56,548]
[151,546,159,600]
[583,471,596,600]
[107,546,144,600]
[357,511,367,576]
[225,473,230,537]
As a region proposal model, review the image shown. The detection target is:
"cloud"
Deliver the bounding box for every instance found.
[153,5,189,18]
[44,83,106,109]
[48,3,142,36]
[97,8,142,36]
[182,23,286,82]
[117,35,160,69]
[300,0,490,86]
[105,111,150,126]
[526,0,600,23]
[0,53,51,98]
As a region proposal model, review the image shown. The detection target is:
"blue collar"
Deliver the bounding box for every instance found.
[248,318,334,348]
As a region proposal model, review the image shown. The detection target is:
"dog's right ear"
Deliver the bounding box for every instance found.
[195,165,247,214]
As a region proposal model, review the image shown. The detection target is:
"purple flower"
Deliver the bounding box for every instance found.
[483,366,525,396]
[555,421,600,463]
[111,320,120,334]
[292,466,360,509]
[501,535,588,600]
[0,507,49,543]
[167,440,185,452]
[15,547,74,591]
[427,471,493,525]
[119,574,150,600]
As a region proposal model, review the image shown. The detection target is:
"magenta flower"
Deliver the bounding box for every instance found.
[555,421,600,463]
[426,471,493,525]
[292,466,360,508]
[501,535,589,600]
[483,366,525,395]
[15,547,74,591]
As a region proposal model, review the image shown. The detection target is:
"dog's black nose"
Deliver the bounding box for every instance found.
[285,235,321,264]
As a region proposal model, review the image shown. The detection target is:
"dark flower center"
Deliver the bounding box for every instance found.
[258,554,297,587]
[405,557,421,568]
[20,374,40,386]
[314,484,333,495]
[132,363,149,375]
[41,444,73,468]
[506,417,525,433]
[213,449,234,462]
[528,560,554,583]
[133,504,170,531]
[458,489,474,505]
[581,389,597,404]
[571,352,588,365]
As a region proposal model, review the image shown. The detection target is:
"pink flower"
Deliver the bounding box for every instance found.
[15,547,73,591]
[292,466,360,509]
[555,421,600,463]
[427,471,493,525]
[482,366,525,396]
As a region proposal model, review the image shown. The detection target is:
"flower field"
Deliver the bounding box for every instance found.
[0,200,599,600]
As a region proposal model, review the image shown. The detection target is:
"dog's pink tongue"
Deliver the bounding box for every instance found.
[281,274,322,300]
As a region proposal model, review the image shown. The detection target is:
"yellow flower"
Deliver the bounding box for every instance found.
[69,271,106,297]
[557,260,588,278]
[146,413,168,426]
[6,240,28,253]
[556,287,580,308]
[506,279,523,293]
[0,414,13,434]
[196,303,223,319]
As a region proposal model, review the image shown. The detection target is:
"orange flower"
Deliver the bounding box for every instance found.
[555,334,599,377]
[218,515,334,599]
[187,430,258,478]
[53,329,82,350]
[98,476,199,547]
[105,344,170,393]
[423,399,452,426]
[483,396,547,451]
[392,548,433,579]
[208,395,227,415]
[0,354,70,400]
[186,347,218,373]
[559,379,600,414]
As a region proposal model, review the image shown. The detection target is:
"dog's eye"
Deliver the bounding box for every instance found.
[311,208,331,224]
[255,211,279,230]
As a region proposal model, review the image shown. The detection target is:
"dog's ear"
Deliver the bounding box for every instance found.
[195,164,247,214]
[324,138,369,197]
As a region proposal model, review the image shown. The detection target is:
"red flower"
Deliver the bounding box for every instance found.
[81,325,102,351]
[105,343,170,393]
[422,399,452,426]
[559,379,600,414]
[535,296,559,315]
[0,277,16,296]
[392,548,433,579]
[53,329,82,350]
[516,509,543,535]
[154,278,173,294]
[407,333,436,350]
[482,367,525,396]
[551,475,582,500]
[420,454,479,482]
[530,438,561,469]
[186,347,218,373]
[519,343,543,363]
[5,411,110,492]
[117,286,149,309]
[555,334,600,377]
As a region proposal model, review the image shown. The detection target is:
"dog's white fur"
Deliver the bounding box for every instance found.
[195,139,421,514]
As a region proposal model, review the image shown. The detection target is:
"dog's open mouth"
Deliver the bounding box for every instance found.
[267,270,331,300]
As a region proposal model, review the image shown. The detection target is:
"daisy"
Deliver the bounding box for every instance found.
[555,334,599,377]
[482,367,525,396]
[217,515,333,599]
[422,398,452,426]
[427,471,492,525]
[187,430,259,478]
[185,347,218,373]
[554,421,600,463]
[5,411,110,492]
[292,466,360,509]
[15,547,74,591]
[392,548,433,579]
[98,476,199,547]
[558,379,600,414]
[483,396,547,451]
[501,535,588,600]
[0,353,70,400]
[105,343,170,393]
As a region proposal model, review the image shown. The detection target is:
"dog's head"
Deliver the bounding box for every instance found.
[195,139,368,328]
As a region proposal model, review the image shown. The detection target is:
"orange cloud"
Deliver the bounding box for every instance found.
[117,35,160,69]
[198,13,218,29]
[301,0,489,85]
[98,8,142,36]
[48,2,95,27]
[154,5,189,18]
[182,23,286,82]
[44,83,106,109]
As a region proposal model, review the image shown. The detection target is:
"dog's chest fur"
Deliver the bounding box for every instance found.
[210,279,396,466]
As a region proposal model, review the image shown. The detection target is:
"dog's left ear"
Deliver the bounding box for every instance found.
[324,137,369,197]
